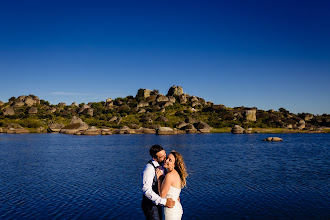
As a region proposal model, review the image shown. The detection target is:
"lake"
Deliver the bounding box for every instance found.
[0,133,329,219]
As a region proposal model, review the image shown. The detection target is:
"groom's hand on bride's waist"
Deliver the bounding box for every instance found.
[165,198,175,208]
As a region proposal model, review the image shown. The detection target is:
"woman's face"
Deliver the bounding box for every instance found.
[164,153,175,169]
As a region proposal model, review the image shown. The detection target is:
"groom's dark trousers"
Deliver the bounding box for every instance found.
[142,195,162,220]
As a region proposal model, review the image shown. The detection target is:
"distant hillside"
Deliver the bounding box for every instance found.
[0,86,329,134]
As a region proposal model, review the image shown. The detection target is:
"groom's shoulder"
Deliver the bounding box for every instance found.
[143,161,154,170]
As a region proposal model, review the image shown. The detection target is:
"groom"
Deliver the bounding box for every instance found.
[142,145,175,220]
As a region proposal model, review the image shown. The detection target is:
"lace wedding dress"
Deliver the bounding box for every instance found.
[164,186,183,220]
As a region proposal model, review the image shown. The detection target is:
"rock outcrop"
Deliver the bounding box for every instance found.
[82,126,101,135]
[138,100,149,108]
[136,89,151,99]
[156,127,176,135]
[167,86,183,96]
[3,108,15,116]
[48,123,65,132]
[231,125,245,134]
[194,121,211,133]
[262,137,283,141]
[60,116,89,134]
[244,108,257,121]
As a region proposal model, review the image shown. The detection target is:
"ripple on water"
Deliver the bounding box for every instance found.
[0,133,329,219]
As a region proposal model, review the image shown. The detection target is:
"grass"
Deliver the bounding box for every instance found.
[210,127,232,133]
[322,128,330,133]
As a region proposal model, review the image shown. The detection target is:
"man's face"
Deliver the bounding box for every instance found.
[154,150,166,164]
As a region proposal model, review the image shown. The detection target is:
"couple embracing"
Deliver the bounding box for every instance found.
[142,145,188,220]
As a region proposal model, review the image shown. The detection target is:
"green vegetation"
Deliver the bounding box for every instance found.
[0,92,329,133]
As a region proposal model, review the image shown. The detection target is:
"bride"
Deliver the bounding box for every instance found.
[156,151,188,220]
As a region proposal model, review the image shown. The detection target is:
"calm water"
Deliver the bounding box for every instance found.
[0,133,329,219]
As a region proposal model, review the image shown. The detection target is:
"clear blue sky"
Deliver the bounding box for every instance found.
[1,0,329,115]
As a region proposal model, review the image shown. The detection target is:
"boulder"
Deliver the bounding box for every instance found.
[105,101,114,107]
[0,100,4,106]
[191,101,201,107]
[190,96,198,102]
[109,116,122,125]
[82,126,101,135]
[60,117,89,134]
[183,124,197,133]
[162,101,173,107]
[13,100,25,108]
[7,127,30,134]
[138,100,149,108]
[60,129,81,135]
[48,123,65,132]
[179,94,187,104]
[71,102,79,107]
[176,121,187,129]
[262,137,283,141]
[244,108,257,122]
[156,95,169,102]
[3,107,15,116]
[106,98,112,103]
[156,116,169,122]
[142,128,156,134]
[58,103,66,107]
[156,127,176,135]
[118,126,136,134]
[168,96,176,103]
[109,116,118,122]
[78,105,91,114]
[194,121,211,133]
[6,128,16,134]
[298,120,306,130]
[24,97,35,106]
[231,125,245,134]
[101,129,113,135]
[85,108,94,116]
[146,95,157,102]
[138,109,146,114]
[36,126,46,133]
[136,89,151,99]
[243,128,253,134]
[185,118,199,124]
[17,95,26,101]
[113,100,123,106]
[167,86,184,96]
[70,116,85,124]
[127,124,141,129]
[28,107,38,114]
[48,107,57,114]
[199,98,206,105]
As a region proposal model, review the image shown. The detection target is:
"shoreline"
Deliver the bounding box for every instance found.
[210,127,330,134]
[0,127,329,134]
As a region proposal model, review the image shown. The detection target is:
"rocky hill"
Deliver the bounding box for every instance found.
[0,86,329,134]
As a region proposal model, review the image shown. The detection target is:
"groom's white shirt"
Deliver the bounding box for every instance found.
[142,159,166,206]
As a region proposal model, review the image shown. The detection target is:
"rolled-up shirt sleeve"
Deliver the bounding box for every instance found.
[142,164,166,206]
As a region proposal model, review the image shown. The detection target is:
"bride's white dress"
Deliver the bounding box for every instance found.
[164,186,183,220]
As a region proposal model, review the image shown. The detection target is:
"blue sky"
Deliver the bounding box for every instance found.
[0,0,329,114]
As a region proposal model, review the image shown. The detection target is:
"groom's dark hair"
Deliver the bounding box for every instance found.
[150,145,164,158]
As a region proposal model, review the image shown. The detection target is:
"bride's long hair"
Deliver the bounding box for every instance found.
[171,151,188,188]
